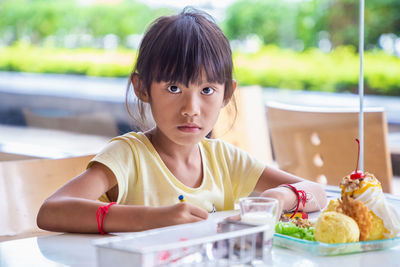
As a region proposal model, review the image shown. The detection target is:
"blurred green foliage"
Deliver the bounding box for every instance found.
[1,44,399,95]
[234,45,400,96]
[0,44,135,76]
[0,0,171,45]
[2,0,399,50]
[224,0,400,50]
[0,0,399,96]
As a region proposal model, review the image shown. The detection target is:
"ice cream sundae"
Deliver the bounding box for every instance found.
[315,139,400,243]
[338,171,400,241]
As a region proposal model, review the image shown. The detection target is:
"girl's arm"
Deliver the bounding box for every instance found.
[37,162,208,233]
[253,166,327,214]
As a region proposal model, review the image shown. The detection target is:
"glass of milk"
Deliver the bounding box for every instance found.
[239,197,279,260]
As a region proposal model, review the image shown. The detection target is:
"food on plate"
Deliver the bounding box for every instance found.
[337,193,372,241]
[275,220,315,241]
[318,138,400,242]
[339,172,400,241]
[323,199,339,213]
[276,139,400,244]
[314,211,359,244]
[277,170,400,244]
[314,170,399,243]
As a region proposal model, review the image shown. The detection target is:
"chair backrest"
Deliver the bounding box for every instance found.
[267,102,393,193]
[212,86,273,165]
[0,154,94,241]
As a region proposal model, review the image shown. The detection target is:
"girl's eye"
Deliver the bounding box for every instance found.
[201,87,215,95]
[167,85,181,94]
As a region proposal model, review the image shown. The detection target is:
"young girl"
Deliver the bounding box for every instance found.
[37,8,327,234]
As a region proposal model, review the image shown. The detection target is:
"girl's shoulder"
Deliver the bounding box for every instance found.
[111,131,149,145]
[201,137,243,154]
[106,131,153,153]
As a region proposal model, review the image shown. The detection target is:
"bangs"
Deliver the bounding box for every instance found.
[140,12,232,87]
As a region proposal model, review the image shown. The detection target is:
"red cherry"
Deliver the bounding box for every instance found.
[351,139,365,180]
[350,170,364,180]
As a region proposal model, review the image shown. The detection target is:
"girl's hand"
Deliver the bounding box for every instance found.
[260,187,297,217]
[143,202,209,229]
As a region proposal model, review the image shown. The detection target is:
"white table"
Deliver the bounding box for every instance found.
[1,188,400,267]
[2,232,400,267]
[0,124,110,160]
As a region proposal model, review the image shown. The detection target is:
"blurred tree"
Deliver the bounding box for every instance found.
[224,0,400,51]
[0,0,77,44]
[223,0,296,47]
[84,1,154,38]
[319,0,400,49]
[1,0,399,50]
[366,0,400,44]
[0,0,170,46]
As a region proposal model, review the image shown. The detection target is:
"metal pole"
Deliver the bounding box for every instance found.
[358,0,365,172]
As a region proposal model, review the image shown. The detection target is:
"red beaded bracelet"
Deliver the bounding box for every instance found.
[280,184,307,219]
[96,202,116,235]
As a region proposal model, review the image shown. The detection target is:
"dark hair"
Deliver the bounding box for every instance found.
[126,7,235,130]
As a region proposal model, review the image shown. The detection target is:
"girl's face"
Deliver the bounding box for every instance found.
[147,76,230,146]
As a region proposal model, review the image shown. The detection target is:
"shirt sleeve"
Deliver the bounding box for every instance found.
[221,142,265,202]
[88,139,136,204]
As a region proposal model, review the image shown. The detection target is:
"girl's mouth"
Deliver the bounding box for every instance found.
[177,125,201,133]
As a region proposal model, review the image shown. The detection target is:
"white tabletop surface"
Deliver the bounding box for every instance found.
[2,231,400,267]
[2,188,400,267]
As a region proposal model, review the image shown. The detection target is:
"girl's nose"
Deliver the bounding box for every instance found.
[181,94,200,117]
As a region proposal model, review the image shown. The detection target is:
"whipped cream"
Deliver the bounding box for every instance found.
[354,176,400,238]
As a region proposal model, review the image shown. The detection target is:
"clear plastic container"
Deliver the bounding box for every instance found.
[94,219,271,266]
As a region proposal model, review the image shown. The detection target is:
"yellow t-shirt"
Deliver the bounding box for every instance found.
[91,132,265,212]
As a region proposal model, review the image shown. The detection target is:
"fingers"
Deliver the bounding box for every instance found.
[225,214,241,222]
[147,203,207,229]
[189,203,209,220]
[174,202,208,223]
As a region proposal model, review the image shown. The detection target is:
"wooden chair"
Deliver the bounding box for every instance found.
[267,102,393,193]
[212,86,273,165]
[0,154,94,241]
